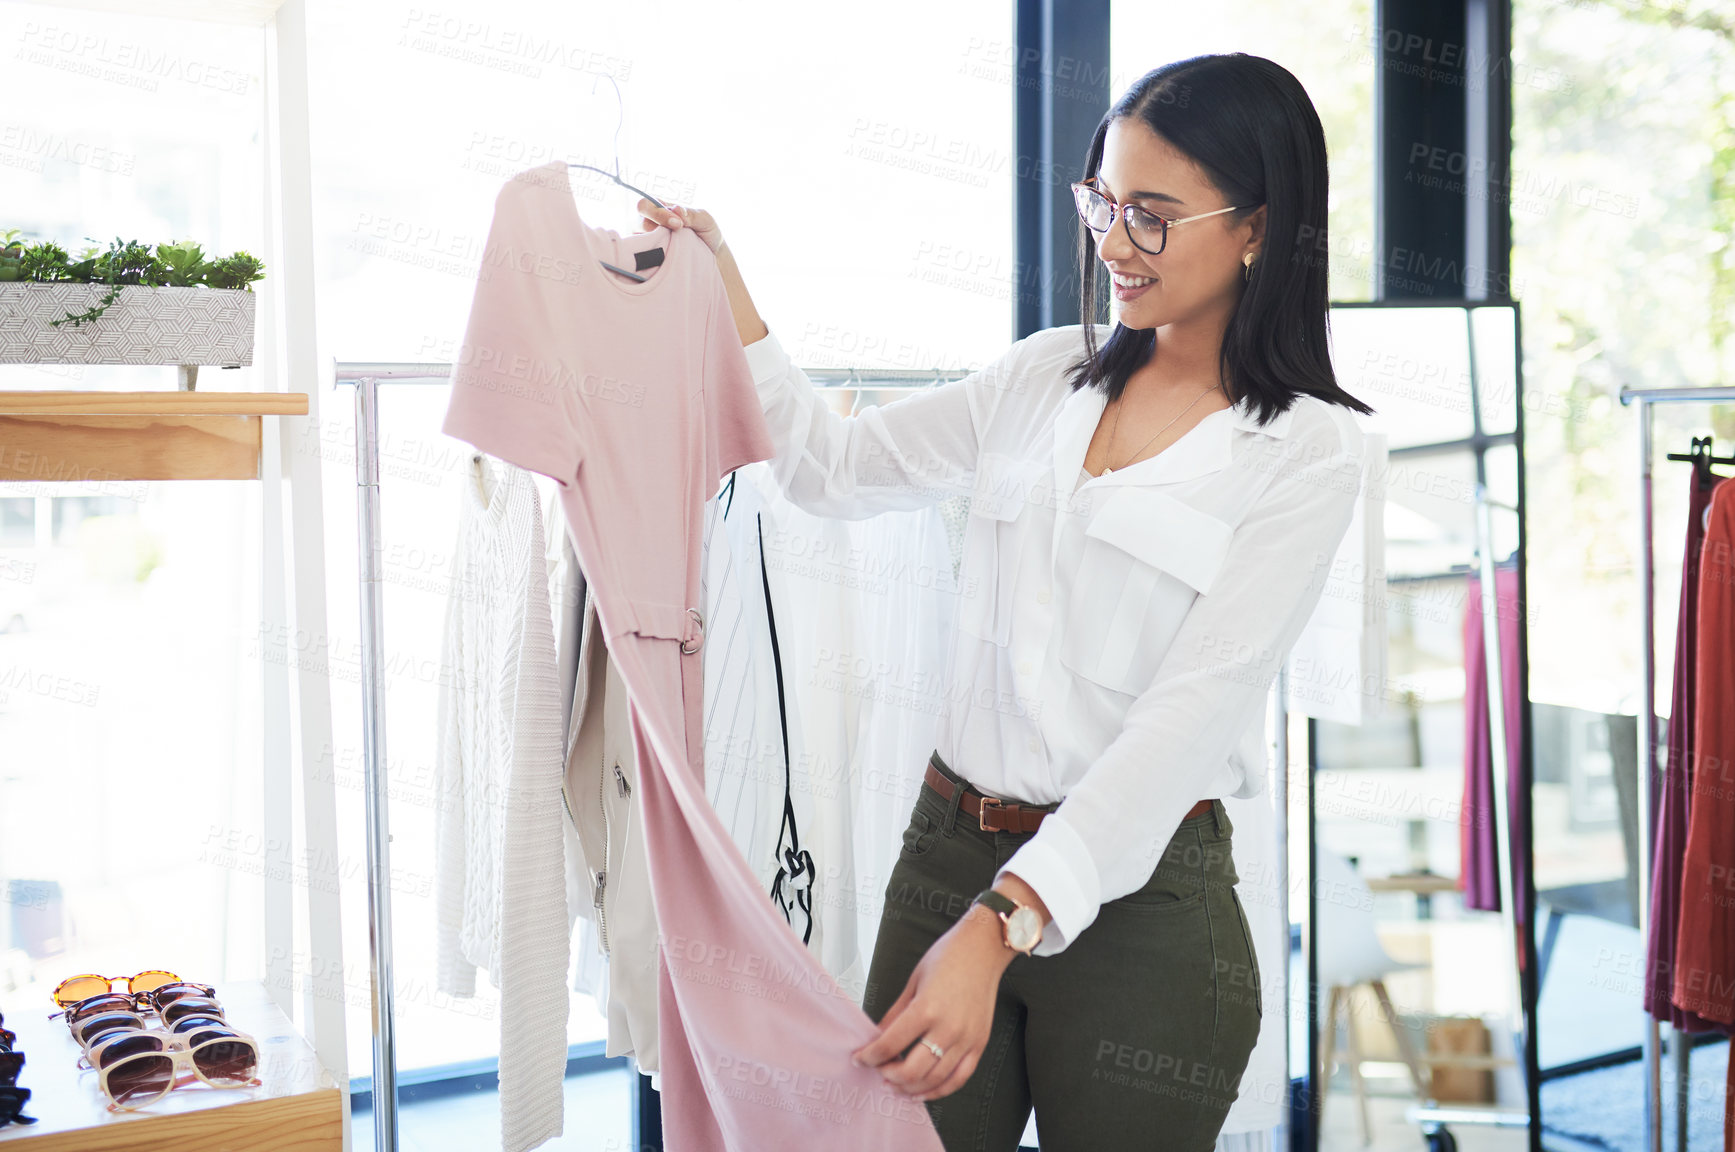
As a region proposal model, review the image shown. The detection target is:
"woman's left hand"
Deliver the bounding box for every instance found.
[850,905,1014,1101]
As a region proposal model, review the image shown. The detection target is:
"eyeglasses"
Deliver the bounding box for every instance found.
[1071,179,1250,256]
[84,1027,260,1111]
[52,970,185,1008]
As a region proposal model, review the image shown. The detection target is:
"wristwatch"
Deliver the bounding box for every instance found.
[973,888,1041,956]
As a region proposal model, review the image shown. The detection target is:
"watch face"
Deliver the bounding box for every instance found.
[1005,906,1042,952]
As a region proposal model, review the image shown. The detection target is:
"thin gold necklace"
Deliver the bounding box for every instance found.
[1101,383,1224,474]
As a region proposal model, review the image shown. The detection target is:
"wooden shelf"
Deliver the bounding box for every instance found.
[0,392,308,481]
[0,979,342,1151]
[0,393,307,417]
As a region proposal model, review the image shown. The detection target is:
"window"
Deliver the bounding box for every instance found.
[1111,0,1376,302]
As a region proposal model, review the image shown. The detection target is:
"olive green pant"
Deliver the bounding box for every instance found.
[862,751,1262,1152]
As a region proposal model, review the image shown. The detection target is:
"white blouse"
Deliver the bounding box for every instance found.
[742,323,1364,956]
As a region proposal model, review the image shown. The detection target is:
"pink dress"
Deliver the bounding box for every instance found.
[442,160,941,1151]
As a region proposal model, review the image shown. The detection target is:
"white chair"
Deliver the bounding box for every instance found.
[1315,847,1431,1144]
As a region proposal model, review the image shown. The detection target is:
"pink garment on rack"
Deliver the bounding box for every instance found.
[442,161,941,1151]
[1458,562,1528,933]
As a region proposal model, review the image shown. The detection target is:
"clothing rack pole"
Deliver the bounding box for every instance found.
[1618,383,1735,1152]
[337,362,454,1152]
[354,373,400,1152]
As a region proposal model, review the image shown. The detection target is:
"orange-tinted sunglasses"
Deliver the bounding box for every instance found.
[51,971,182,1008]
[56,983,216,1022]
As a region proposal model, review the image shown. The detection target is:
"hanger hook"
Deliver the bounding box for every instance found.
[572,67,669,214]
[584,69,628,183]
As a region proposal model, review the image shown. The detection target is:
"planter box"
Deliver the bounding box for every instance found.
[0,282,256,367]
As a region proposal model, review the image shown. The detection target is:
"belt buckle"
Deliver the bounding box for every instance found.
[680,607,705,655]
[977,796,1003,832]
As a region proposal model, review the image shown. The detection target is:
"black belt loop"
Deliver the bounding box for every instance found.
[1211,798,1229,837]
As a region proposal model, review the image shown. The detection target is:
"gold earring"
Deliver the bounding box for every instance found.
[1243,252,1256,281]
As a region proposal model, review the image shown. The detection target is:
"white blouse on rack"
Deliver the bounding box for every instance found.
[743,322,1365,956]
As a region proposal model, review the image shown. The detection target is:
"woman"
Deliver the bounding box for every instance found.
[639,52,1372,1151]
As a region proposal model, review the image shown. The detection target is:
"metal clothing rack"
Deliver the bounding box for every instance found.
[330,355,981,1152]
[1618,383,1735,1152]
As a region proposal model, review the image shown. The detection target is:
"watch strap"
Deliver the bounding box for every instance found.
[973,888,1018,918]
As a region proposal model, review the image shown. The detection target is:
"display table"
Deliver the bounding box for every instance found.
[0,980,342,1151]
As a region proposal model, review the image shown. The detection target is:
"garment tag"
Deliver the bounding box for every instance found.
[634,247,665,272]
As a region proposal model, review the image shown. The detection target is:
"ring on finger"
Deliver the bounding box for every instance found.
[920,1038,944,1059]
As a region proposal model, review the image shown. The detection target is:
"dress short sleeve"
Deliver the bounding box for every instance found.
[702,253,775,485]
[442,177,585,485]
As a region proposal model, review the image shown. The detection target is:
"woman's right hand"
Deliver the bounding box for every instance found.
[636,197,725,256]
[636,197,765,346]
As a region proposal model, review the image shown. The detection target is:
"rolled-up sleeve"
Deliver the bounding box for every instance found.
[996,416,1365,956]
[742,326,1032,520]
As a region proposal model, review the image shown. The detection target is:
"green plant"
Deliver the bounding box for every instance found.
[0,228,23,282]
[155,239,206,287]
[19,241,71,282]
[0,230,268,328]
[202,251,264,290]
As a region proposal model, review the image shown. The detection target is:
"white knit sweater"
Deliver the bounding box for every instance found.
[433,457,570,1152]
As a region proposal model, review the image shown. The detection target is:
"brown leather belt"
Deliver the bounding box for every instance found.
[923,755,1214,833]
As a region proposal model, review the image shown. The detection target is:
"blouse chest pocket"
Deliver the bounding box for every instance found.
[1059,486,1236,697]
[956,450,1045,647]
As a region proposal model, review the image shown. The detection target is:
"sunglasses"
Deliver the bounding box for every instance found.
[83,1016,238,1066]
[67,998,228,1049]
[0,1022,28,1127]
[0,1084,34,1127]
[51,970,185,1008]
[86,1028,261,1110]
[59,983,217,1023]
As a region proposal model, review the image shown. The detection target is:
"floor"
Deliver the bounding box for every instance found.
[346,1065,1541,1152]
[338,1030,1663,1151]
[351,1067,635,1152]
[1316,1085,1529,1152]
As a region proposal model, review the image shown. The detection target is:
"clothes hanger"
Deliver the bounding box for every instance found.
[567,70,673,284]
[1663,436,1734,530]
[1666,435,1734,492]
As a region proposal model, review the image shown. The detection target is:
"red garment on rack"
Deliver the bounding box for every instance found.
[442,162,942,1151]
[1645,469,1728,1030]
[1674,479,1735,1023]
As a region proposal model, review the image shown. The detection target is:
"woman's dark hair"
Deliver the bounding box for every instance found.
[1067,53,1373,424]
